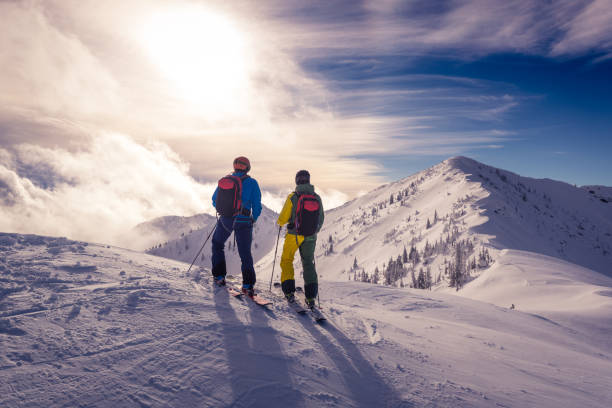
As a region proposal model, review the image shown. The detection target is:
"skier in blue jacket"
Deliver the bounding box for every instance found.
[211,156,262,296]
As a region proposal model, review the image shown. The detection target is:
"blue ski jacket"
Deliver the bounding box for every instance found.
[212,171,262,222]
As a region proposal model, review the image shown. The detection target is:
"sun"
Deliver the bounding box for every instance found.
[140,7,251,116]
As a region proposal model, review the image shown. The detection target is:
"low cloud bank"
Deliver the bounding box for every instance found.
[0,133,350,249]
[0,133,215,248]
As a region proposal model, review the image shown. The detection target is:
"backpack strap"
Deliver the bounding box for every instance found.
[237,174,251,217]
[290,191,300,218]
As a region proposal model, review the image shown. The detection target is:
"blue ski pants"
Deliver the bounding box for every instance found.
[211,216,256,286]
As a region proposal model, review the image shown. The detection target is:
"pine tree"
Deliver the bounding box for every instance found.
[425,268,432,290]
[434,210,438,223]
[385,257,395,285]
[409,245,418,264]
[389,194,394,204]
[417,268,425,289]
[353,256,358,270]
[450,241,464,290]
[402,246,408,264]
[373,266,380,284]
[426,218,431,229]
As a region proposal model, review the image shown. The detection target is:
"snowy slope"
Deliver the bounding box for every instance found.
[460,249,612,314]
[146,206,279,280]
[2,232,612,407]
[127,213,217,251]
[583,185,612,204]
[458,249,612,349]
[310,157,612,288]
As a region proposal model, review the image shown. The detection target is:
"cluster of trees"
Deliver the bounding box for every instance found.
[389,180,422,206]
[426,210,439,229]
[335,188,497,292]
[367,178,425,219]
[411,267,433,289]
[350,234,493,291]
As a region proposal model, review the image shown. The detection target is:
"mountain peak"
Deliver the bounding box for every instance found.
[444,156,483,172]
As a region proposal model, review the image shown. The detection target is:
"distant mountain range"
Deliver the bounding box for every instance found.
[142,206,280,278]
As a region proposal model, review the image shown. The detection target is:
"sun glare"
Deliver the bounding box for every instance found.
[141,7,251,117]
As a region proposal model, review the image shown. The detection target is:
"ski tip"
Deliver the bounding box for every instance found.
[309,309,326,322]
[251,295,273,306]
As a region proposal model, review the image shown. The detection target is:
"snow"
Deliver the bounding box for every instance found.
[145,206,280,277]
[128,212,217,251]
[307,156,612,288]
[2,232,612,407]
[460,249,612,313]
[2,156,612,407]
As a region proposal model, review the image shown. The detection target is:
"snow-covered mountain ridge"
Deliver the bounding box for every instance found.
[1,232,611,407]
[311,156,612,290]
[128,212,217,251]
[145,206,279,275]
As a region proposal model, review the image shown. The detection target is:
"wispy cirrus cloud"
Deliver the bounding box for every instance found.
[271,0,612,59]
[551,0,612,58]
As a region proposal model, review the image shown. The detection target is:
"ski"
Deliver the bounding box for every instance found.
[211,278,243,297]
[308,305,326,322]
[232,287,272,307]
[244,292,272,306]
[287,299,307,314]
[226,286,243,297]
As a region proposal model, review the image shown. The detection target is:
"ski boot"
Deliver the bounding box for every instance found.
[306,297,325,321]
[286,292,306,314]
[305,297,316,310]
[214,276,226,286]
[242,284,255,298]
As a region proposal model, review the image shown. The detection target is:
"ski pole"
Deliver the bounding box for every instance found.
[269,225,282,291]
[186,222,217,275]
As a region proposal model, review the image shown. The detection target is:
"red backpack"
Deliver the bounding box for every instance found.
[216,175,248,217]
[294,193,321,236]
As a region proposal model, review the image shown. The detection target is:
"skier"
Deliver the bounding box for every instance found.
[211,157,262,296]
[277,170,324,309]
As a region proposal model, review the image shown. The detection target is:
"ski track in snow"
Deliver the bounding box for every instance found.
[1,233,612,407]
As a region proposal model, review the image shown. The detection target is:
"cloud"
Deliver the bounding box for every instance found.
[0,133,216,248]
[270,0,611,59]
[0,131,348,248]
[262,187,347,213]
[1,0,608,241]
[551,0,612,57]
[3,0,405,196]
[0,1,120,120]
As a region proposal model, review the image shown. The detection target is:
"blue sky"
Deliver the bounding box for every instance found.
[283,1,612,186]
[332,53,612,185]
